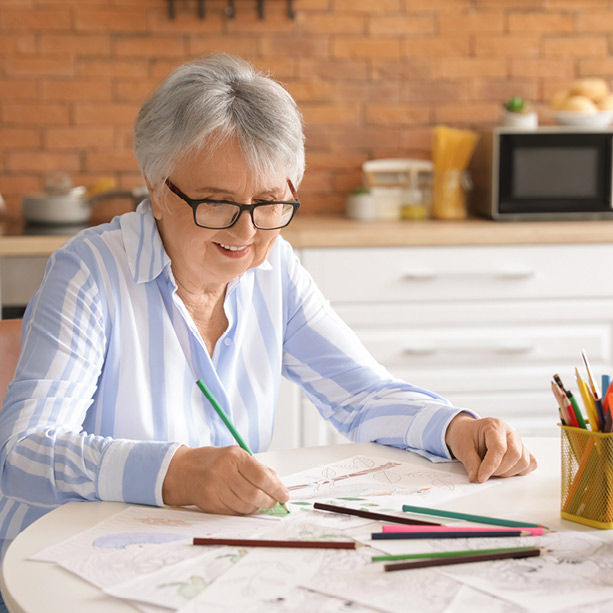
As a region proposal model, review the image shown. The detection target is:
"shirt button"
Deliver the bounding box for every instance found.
[223,337,232,346]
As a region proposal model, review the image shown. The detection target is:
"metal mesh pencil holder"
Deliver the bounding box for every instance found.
[561,424,613,529]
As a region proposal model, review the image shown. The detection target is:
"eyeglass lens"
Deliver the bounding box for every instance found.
[195,202,295,229]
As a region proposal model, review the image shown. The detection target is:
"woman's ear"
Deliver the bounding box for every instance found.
[146,178,165,221]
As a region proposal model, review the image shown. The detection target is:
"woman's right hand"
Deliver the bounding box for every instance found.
[161,445,290,515]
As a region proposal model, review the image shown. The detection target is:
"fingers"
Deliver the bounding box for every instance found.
[236,453,289,507]
[475,419,537,482]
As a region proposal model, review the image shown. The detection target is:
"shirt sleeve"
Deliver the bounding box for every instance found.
[0,245,180,508]
[280,244,477,462]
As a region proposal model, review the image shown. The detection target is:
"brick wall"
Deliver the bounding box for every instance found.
[2,0,613,217]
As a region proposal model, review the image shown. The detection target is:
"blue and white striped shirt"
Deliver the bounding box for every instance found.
[0,201,466,556]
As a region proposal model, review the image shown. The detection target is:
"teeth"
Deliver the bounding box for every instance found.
[218,243,247,252]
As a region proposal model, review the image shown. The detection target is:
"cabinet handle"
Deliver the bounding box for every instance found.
[404,342,534,355]
[403,269,535,281]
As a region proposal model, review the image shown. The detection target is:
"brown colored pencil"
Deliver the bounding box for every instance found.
[193,537,360,549]
[383,547,542,572]
[313,502,441,526]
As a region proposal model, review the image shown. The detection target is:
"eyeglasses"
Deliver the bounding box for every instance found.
[165,178,300,230]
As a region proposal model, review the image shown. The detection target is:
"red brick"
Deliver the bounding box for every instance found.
[113,79,159,103]
[437,58,506,79]
[510,58,574,79]
[545,0,609,7]
[77,59,150,78]
[401,80,468,104]
[45,128,115,150]
[285,80,335,103]
[3,103,70,126]
[5,57,75,78]
[226,14,302,34]
[298,192,345,216]
[335,0,401,11]
[366,104,431,126]
[332,170,364,193]
[0,8,71,31]
[369,15,435,36]
[188,36,259,58]
[74,8,150,32]
[75,103,140,126]
[306,151,368,171]
[149,59,187,80]
[260,36,329,59]
[577,11,613,31]
[250,58,296,79]
[146,8,225,34]
[0,34,36,54]
[327,126,404,150]
[0,128,41,150]
[579,59,613,76]
[399,128,436,153]
[404,0,470,9]
[439,11,504,34]
[371,59,433,81]
[544,36,608,57]
[303,125,333,150]
[7,151,81,173]
[85,151,139,172]
[333,37,402,60]
[403,36,470,58]
[0,79,39,101]
[41,80,113,102]
[301,104,361,125]
[470,79,538,103]
[474,35,541,57]
[40,34,111,56]
[113,36,186,58]
[335,81,401,103]
[508,12,574,34]
[299,170,333,194]
[434,103,500,124]
[296,13,365,35]
[296,59,368,80]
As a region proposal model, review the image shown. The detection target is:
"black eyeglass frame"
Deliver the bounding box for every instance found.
[165,178,301,230]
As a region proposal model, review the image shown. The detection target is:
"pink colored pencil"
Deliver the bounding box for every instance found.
[381,525,543,536]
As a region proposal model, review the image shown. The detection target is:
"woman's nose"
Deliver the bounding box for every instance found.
[228,207,257,238]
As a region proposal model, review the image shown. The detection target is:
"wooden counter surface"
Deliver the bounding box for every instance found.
[1,216,612,256]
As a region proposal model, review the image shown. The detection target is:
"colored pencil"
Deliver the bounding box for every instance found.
[372,545,538,562]
[193,537,360,549]
[312,502,441,526]
[383,547,542,572]
[196,379,289,515]
[401,505,545,529]
[381,525,544,536]
[372,530,530,540]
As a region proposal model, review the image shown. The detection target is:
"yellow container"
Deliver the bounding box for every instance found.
[560,425,613,529]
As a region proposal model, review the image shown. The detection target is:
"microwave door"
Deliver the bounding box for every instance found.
[497,132,613,218]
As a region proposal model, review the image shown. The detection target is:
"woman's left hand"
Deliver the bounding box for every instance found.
[445,413,538,482]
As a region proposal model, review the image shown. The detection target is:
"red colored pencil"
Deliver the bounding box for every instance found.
[193,537,360,549]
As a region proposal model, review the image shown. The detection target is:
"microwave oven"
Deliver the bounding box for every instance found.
[469,126,613,221]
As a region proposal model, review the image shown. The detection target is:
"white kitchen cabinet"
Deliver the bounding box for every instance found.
[275,244,613,447]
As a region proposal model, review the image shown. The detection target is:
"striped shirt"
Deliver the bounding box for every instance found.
[0,201,467,556]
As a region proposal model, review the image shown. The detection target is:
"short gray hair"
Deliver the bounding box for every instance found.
[134,53,305,189]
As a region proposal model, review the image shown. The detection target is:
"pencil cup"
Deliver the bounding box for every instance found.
[560,425,613,529]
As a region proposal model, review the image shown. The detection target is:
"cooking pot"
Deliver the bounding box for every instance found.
[22,186,148,225]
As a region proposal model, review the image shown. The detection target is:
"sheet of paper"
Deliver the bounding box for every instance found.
[284,455,499,512]
[31,505,276,589]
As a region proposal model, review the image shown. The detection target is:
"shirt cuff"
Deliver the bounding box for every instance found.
[406,406,479,462]
[96,439,182,506]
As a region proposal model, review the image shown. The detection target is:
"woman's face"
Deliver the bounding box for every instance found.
[150,139,290,291]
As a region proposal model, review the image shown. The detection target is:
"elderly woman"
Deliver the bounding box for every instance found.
[0,54,536,557]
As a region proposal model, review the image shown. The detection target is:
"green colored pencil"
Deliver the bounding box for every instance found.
[196,379,289,515]
[372,545,537,562]
[401,505,544,529]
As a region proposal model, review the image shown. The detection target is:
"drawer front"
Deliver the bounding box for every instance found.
[301,244,613,303]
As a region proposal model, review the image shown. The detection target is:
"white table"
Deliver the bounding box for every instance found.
[0,438,584,612]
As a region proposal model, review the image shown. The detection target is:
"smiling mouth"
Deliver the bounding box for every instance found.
[217,243,248,252]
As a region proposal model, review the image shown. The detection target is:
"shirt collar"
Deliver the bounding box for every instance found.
[121,199,273,286]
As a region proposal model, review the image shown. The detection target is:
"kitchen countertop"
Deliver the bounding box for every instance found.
[1,215,613,256]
